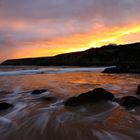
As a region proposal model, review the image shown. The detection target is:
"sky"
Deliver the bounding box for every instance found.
[0,0,140,61]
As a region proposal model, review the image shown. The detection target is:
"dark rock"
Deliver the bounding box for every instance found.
[103,66,125,73]
[116,96,140,108]
[136,85,140,95]
[64,97,79,106]
[42,97,57,102]
[103,65,140,74]
[31,89,47,95]
[0,102,13,111]
[64,88,114,106]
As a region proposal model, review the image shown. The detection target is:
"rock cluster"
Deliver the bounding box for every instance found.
[65,85,140,109]
[1,85,140,111]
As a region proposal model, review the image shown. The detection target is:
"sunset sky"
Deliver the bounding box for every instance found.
[0,0,140,61]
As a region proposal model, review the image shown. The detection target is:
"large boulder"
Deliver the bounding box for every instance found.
[136,85,140,95]
[0,102,13,111]
[64,88,114,106]
[115,96,140,108]
[31,89,47,95]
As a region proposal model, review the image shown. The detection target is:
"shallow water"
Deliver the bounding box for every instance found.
[0,66,140,140]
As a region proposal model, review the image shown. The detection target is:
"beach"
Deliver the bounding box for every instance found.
[0,66,140,140]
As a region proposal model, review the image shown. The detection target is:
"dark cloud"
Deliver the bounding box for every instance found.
[0,0,139,40]
[0,0,140,22]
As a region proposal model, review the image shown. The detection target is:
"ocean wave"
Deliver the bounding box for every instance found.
[0,67,108,76]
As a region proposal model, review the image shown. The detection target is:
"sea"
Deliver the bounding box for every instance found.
[0,66,140,140]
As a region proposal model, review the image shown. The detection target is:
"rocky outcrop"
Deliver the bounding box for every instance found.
[64,88,114,106]
[0,102,13,111]
[103,66,126,73]
[115,96,140,108]
[103,65,140,74]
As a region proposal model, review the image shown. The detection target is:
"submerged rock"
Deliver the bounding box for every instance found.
[136,85,140,95]
[0,102,13,111]
[42,96,57,103]
[64,88,114,106]
[31,89,47,95]
[116,96,140,108]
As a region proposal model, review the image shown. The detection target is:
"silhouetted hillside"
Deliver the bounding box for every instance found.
[1,42,140,67]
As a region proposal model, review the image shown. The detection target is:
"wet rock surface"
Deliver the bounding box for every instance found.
[115,96,140,108]
[103,66,126,73]
[64,88,115,106]
[0,102,13,111]
[103,65,140,74]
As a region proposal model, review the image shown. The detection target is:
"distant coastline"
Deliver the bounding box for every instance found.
[1,42,140,70]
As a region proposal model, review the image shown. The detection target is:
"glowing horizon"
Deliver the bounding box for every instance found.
[8,22,140,59]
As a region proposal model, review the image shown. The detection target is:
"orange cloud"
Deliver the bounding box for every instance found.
[9,22,140,60]
[0,18,140,62]
[0,19,30,31]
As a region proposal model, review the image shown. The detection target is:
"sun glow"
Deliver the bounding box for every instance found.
[88,23,140,48]
[1,21,140,60]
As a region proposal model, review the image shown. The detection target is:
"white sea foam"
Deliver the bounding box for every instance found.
[0,67,111,76]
